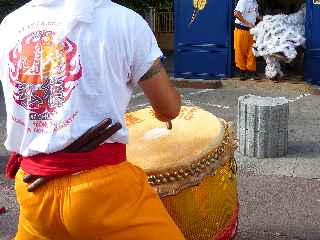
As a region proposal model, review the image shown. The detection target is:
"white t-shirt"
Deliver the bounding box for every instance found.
[235,0,259,26]
[0,1,162,156]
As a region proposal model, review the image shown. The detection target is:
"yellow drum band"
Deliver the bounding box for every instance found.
[126,106,239,240]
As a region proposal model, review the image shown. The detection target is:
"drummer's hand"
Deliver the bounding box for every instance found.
[23,119,122,192]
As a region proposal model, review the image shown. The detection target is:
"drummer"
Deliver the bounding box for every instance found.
[1,0,184,239]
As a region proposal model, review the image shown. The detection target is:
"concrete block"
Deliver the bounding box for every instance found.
[237,95,289,158]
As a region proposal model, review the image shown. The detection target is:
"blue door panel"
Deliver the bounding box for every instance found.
[175,49,230,79]
[306,0,320,48]
[305,0,320,85]
[305,50,320,84]
[174,0,234,80]
[175,0,232,46]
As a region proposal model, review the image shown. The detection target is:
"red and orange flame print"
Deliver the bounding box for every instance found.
[9,30,82,120]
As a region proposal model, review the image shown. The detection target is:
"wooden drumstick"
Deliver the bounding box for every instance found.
[166,121,172,130]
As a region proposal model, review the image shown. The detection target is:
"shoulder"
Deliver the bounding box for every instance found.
[96,2,148,34]
[236,0,246,5]
[235,0,247,10]
[1,3,30,26]
[99,2,144,23]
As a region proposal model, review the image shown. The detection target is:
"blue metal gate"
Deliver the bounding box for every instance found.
[305,0,320,85]
[174,0,234,80]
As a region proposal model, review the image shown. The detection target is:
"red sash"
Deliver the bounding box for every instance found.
[6,143,126,179]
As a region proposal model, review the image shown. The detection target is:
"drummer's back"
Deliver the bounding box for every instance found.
[0,1,152,155]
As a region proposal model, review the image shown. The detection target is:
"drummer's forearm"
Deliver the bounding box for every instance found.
[139,60,181,122]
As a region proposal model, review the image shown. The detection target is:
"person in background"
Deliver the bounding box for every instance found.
[234,0,262,80]
[0,0,184,239]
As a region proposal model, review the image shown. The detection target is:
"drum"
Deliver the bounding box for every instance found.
[126,106,238,240]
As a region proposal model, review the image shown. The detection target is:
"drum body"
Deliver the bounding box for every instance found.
[127,106,238,240]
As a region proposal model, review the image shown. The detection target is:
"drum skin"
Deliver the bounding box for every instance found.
[126,106,239,240]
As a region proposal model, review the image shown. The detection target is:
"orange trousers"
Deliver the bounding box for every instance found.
[14,161,185,240]
[234,28,256,72]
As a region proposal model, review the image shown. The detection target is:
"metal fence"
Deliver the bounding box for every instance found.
[155,11,174,33]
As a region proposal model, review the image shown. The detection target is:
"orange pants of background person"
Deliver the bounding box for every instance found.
[234,28,256,72]
[14,161,185,240]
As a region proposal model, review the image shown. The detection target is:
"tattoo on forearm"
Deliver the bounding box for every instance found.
[140,62,164,81]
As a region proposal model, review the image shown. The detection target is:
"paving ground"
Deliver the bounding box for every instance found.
[0,79,319,240]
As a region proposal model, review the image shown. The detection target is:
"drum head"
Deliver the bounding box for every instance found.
[126,106,225,173]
